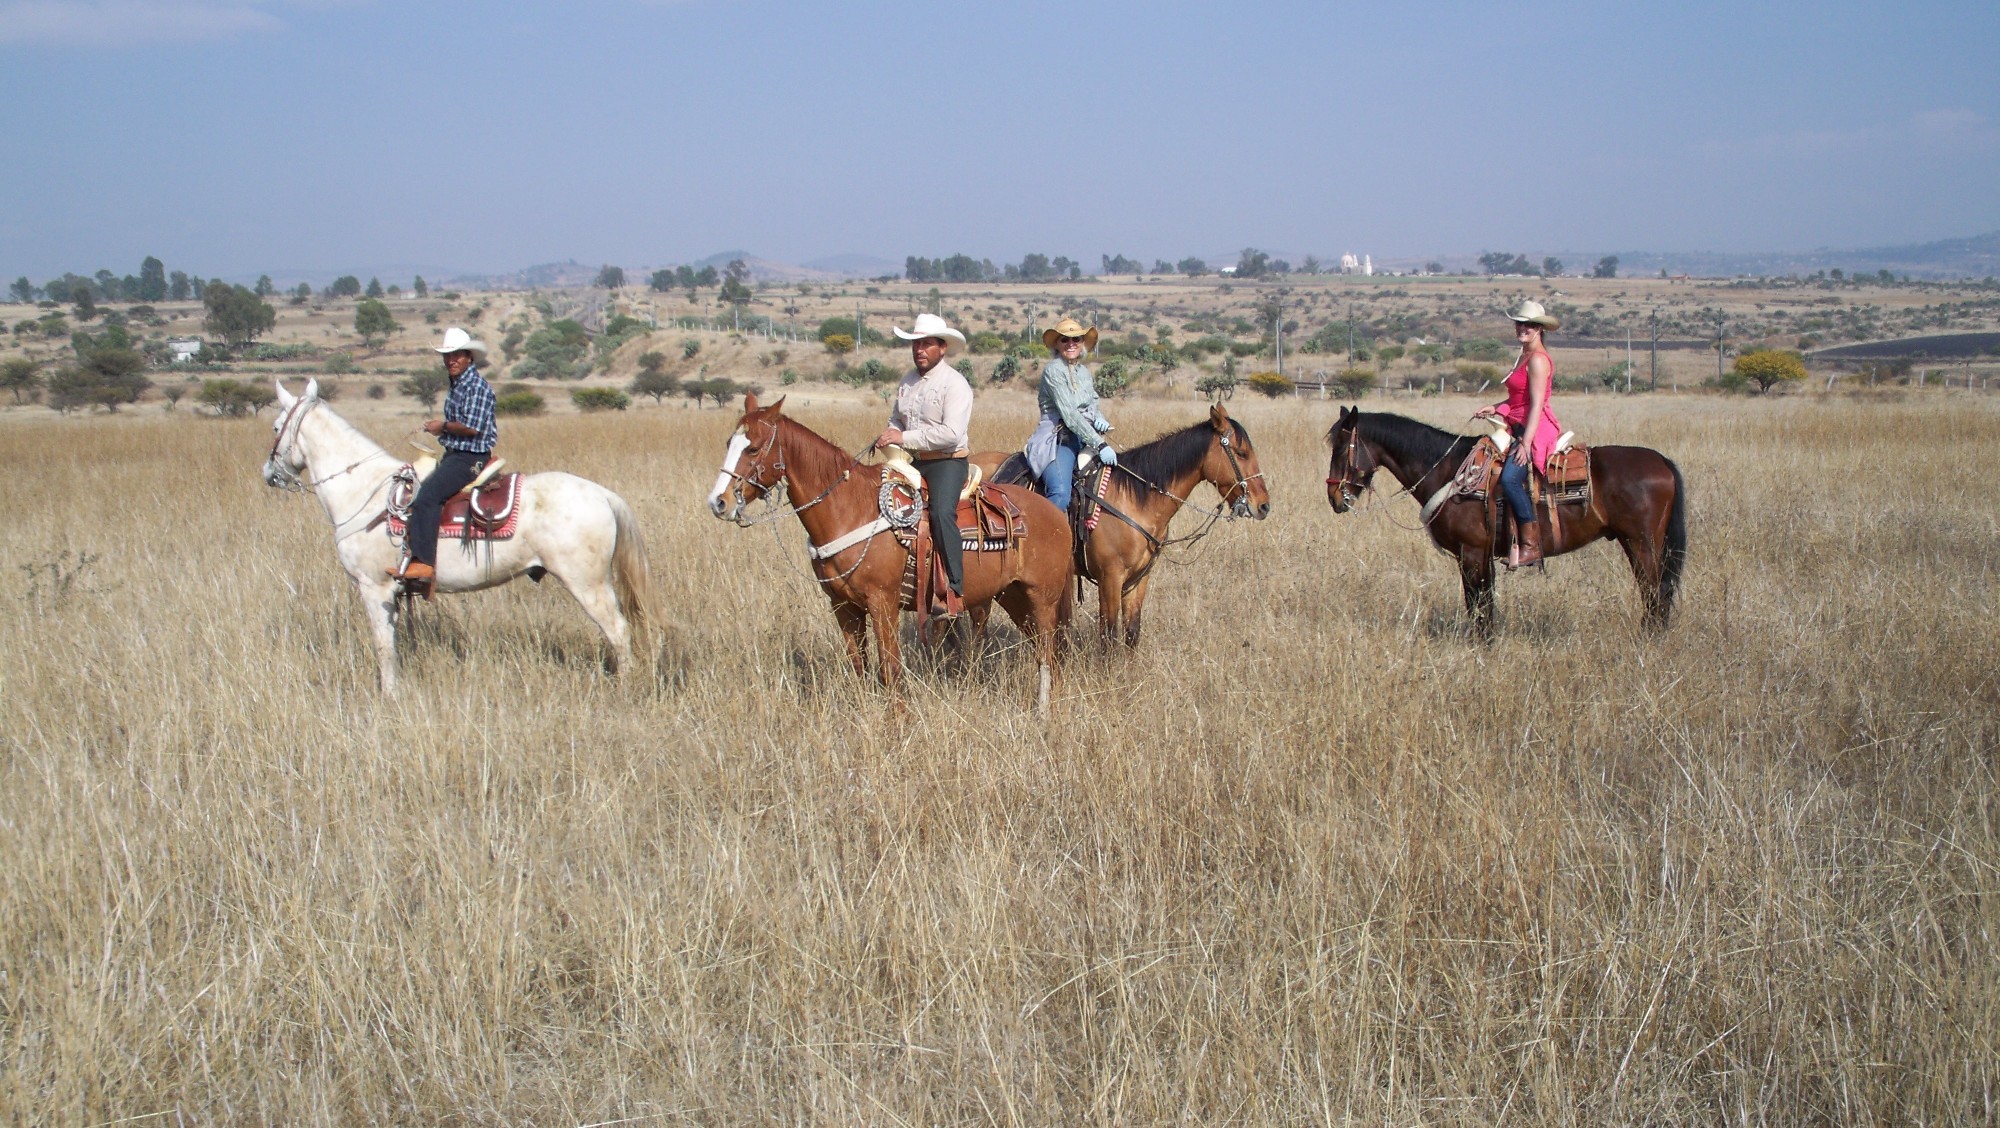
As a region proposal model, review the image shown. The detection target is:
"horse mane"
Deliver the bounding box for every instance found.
[776,414,857,485]
[311,397,388,456]
[1117,416,1252,502]
[1337,412,1475,469]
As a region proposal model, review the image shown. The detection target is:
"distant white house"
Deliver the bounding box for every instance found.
[168,337,203,363]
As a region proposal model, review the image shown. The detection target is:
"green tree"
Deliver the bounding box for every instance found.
[71,285,97,322]
[354,298,398,347]
[255,274,275,297]
[1177,257,1208,277]
[629,351,677,403]
[718,259,753,314]
[138,257,167,301]
[203,284,276,345]
[363,277,384,299]
[1235,248,1270,278]
[9,276,34,303]
[649,269,675,292]
[1733,349,1807,394]
[328,275,362,298]
[1195,371,1237,402]
[1542,257,1564,278]
[168,271,191,301]
[412,275,428,297]
[398,370,448,409]
[291,282,312,305]
[196,379,274,417]
[44,367,97,413]
[1333,367,1378,398]
[595,264,626,289]
[1,357,40,404]
[1591,255,1619,279]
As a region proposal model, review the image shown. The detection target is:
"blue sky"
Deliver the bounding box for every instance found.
[2,0,1996,281]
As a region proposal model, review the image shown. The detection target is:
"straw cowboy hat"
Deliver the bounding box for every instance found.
[1041,317,1100,352]
[432,326,488,361]
[1506,300,1560,331]
[892,312,966,354]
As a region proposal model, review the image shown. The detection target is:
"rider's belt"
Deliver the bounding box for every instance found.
[912,450,968,462]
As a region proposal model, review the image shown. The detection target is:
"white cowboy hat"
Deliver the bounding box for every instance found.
[432,326,488,359]
[1506,300,1560,331]
[892,312,966,354]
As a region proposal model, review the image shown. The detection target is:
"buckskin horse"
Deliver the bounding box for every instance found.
[1324,407,1687,638]
[974,405,1271,646]
[262,379,654,693]
[707,395,1073,713]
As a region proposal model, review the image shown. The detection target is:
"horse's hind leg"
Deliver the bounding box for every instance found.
[561,575,632,673]
[1617,536,1670,631]
[997,585,1060,716]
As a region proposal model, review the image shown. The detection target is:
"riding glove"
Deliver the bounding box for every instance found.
[1098,446,1117,467]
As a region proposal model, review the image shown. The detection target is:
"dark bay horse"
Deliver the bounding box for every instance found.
[1325,407,1687,637]
[707,395,1074,712]
[974,405,1271,646]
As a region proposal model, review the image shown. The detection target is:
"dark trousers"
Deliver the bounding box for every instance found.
[916,456,967,594]
[407,449,487,566]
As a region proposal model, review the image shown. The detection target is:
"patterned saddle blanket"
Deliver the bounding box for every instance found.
[1422,432,1591,524]
[387,472,523,541]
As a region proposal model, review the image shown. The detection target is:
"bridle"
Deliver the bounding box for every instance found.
[715,420,848,527]
[265,395,400,534]
[1213,428,1265,519]
[1325,419,1373,512]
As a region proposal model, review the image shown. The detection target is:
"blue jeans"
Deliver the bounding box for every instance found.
[1039,432,1083,512]
[408,449,487,565]
[1499,454,1535,522]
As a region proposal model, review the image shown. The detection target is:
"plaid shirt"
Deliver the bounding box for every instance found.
[440,365,497,453]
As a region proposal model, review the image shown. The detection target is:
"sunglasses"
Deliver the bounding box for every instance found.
[1059,336,1085,345]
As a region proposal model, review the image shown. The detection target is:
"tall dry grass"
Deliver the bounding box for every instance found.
[1,390,1996,1125]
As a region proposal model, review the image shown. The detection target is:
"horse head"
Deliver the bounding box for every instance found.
[263,378,322,489]
[1205,404,1271,520]
[706,392,788,522]
[1324,405,1376,513]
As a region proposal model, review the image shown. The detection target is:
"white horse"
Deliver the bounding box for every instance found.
[261,379,654,693]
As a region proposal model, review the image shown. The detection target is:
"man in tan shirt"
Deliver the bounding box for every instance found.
[875,312,973,604]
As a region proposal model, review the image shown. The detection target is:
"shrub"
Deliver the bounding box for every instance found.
[1093,358,1132,399]
[1195,372,1237,402]
[398,371,448,409]
[323,353,358,375]
[196,378,275,417]
[366,383,385,400]
[1333,367,1378,398]
[968,332,1007,354]
[823,333,855,357]
[496,390,546,416]
[1246,371,1292,398]
[571,387,631,412]
[991,355,1020,384]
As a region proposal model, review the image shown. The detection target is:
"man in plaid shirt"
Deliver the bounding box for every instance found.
[393,327,498,584]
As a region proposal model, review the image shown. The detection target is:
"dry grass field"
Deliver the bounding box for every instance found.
[2,387,1997,1124]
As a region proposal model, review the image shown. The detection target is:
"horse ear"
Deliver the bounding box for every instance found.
[304,378,320,401]
[766,395,785,414]
[274,379,296,408]
[743,392,760,413]
[1209,403,1228,431]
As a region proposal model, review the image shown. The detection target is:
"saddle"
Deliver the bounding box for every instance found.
[386,464,523,541]
[876,448,1028,635]
[987,449,1117,583]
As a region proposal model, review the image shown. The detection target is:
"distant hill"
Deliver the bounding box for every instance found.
[1560,232,2000,281]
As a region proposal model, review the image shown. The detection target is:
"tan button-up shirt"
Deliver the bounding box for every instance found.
[888,361,973,456]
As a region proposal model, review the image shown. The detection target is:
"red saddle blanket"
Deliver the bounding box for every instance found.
[887,481,1029,550]
[389,473,523,541]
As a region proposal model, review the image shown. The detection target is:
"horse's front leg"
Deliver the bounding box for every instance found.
[1093,565,1124,646]
[1118,574,1154,648]
[359,579,401,694]
[866,594,903,690]
[1458,549,1496,643]
[832,601,870,678]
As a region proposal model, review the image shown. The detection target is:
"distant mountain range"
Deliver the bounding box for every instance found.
[379,231,2000,292]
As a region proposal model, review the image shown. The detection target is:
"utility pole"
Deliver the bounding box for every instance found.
[1274,308,1283,378]
[1625,323,1633,393]
[1649,306,1661,392]
[1346,301,1355,367]
[1713,309,1725,383]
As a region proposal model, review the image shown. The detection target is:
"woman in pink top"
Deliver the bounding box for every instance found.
[1474,300,1563,568]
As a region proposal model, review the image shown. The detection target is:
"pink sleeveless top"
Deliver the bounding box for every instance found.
[1496,351,1563,472]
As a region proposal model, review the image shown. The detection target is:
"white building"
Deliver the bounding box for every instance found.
[168,338,203,363]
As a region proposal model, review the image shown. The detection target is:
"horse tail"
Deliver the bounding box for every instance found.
[609,493,656,655]
[1657,455,1689,624]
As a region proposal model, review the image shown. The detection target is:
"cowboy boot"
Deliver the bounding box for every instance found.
[1510,517,1543,570]
[389,558,436,583]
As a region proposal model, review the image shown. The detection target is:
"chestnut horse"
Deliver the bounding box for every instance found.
[974,405,1271,646]
[1324,407,1687,638]
[707,395,1074,712]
